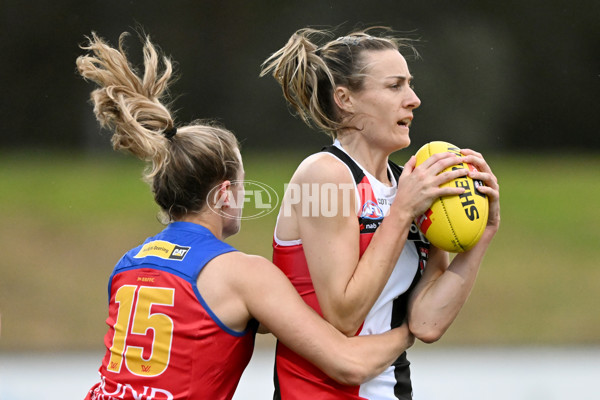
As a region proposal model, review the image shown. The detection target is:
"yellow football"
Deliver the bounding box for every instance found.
[414,141,489,252]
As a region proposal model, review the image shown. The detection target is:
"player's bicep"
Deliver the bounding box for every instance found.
[297,197,360,321]
[289,154,362,327]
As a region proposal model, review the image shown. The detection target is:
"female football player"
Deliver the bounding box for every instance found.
[76,31,418,400]
[261,27,500,399]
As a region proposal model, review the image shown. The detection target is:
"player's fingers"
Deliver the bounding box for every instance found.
[402,155,417,173]
[435,166,469,186]
[435,185,469,199]
[460,148,483,159]
[473,183,499,199]
[461,152,491,174]
[469,169,499,190]
[418,151,463,172]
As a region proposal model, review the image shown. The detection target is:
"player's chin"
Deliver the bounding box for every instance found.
[391,130,411,150]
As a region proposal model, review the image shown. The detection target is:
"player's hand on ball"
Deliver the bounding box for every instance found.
[460,148,500,233]
[394,151,469,221]
[411,142,491,252]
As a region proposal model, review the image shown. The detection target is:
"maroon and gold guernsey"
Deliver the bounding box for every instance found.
[86,222,257,400]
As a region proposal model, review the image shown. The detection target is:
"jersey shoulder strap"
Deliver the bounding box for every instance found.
[388,160,404,181]
[321,145,365,184]
[322,145,404,184]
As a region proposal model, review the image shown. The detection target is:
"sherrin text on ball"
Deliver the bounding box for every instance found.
[414,141,489,252]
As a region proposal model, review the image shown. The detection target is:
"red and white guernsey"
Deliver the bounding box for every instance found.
[86,222,257,400]
[273,141,429,400]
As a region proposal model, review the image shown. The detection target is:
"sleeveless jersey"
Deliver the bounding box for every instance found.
[273,142,429,400]
[86,221,257,400]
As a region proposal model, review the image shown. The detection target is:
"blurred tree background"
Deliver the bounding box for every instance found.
[1,0,599,352]
[1,0,598,153]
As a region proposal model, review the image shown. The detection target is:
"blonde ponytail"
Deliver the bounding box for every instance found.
[77,32,175,178]
[77,32,240,222]
[261,29,337,135]
[262,27,417,137]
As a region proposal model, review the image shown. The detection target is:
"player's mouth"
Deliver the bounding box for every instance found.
[397,117,412,128]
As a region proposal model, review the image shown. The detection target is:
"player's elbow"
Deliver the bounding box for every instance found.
[330,364,371,386]
[321,301,367,336]
[338,320,363,337]
[332,321,362,337]
[324,314,363,337]
[417,331,443,344]
[411,324,445,344]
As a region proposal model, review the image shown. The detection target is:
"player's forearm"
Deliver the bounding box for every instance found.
[408,267,476,343]
[331,216,414,334]
[408,232,493,342]
[332,323,415,385]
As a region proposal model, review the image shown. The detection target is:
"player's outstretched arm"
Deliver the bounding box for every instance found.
[234,253,415,385]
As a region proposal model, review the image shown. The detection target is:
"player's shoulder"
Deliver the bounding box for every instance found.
[215,251,272,270]
[291,151,354,186]
[215,251,285,288]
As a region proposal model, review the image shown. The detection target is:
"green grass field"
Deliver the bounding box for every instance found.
[1,151,599,351]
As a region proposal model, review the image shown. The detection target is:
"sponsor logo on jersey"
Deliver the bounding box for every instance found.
[134,240,191,261]
[360,200,384,220]
[93,376,174,400]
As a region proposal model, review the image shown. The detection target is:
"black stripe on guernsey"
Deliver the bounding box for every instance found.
[323,145,425,399]
[321,145,404,185]
[321,145,405,234]
[322,145,367,185]
[391,269,421,399]
[273,344,281,400]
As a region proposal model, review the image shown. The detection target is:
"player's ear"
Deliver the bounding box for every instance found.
[213,180,232,208]
[334,86,353,113]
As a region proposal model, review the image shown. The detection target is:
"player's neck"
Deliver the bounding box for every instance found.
[337,134,390,184]
[179,210,224,240]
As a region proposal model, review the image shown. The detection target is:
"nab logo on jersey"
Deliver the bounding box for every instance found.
[360,200,384,220]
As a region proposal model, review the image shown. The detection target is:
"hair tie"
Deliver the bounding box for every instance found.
[337,36,362,46]
[163,127,177,140]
